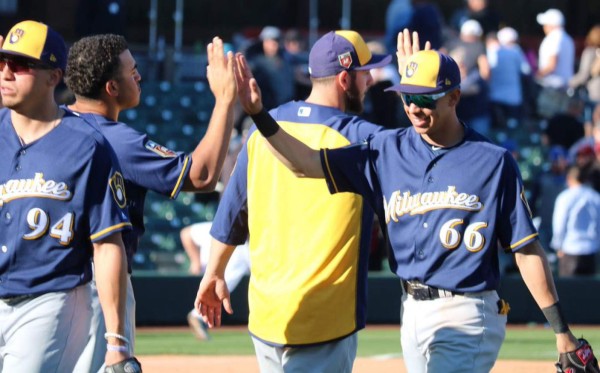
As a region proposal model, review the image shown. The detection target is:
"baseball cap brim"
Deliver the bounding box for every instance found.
[384,82,459,95]
[0,49,44,62]
[354,53,393,71]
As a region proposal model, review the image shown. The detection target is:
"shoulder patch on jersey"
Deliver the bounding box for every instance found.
[109,172,127,208]
[145,140,176,158]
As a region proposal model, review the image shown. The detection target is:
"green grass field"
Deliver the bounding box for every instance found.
[136,325,600,360]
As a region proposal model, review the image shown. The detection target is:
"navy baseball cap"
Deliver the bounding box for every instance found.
[0,20,67,71]
[385,50,460,95]
[308,30,392,78]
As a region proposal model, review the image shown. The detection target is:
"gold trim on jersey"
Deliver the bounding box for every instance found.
[509,232,539,250]
[170,155,190,199]
[90,222,132,241]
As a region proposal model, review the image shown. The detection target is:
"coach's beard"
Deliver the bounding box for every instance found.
[344,79,363,114]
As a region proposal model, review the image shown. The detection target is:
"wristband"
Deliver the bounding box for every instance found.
[106,344,128,353]
[250,109,280,138]
[104,332,130,345]
[542,302,570,334]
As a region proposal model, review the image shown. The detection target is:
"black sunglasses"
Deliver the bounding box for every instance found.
[0,56,53,73]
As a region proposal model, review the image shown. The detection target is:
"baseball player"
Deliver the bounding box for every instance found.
[196,30,391,372]
[63,34,236,372]
[232,29,597,372]
[0,20,138,372]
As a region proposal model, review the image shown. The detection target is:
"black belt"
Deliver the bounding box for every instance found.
[0,294,35,306]
[402,280,464,301]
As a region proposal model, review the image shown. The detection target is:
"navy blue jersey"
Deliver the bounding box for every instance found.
[211,101,384,346]
[321,125,538,292]
[0,109,131,297]
[65,109,191,262]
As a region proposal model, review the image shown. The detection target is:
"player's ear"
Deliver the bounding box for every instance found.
[337,70,351,92]
[448,89,461,107]
[49,68,63,86]
[105,80,119,97]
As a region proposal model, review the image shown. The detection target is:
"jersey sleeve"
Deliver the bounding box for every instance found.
[209,142,249,246]
[87,140,132,242]
[496,152,539,251]
[320,139,381,210]
[105,124,191,199]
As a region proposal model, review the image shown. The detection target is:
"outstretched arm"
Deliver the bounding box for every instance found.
[235,53,324,179]
[194,238,236,327]
[183,37,237,191]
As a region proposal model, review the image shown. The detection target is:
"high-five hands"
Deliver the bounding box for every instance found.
[234,53,263,115]
[206,37,237,104]
[396,29,432,78]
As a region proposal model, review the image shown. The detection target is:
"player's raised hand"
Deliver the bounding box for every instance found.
[194,275,233,328]
[206,36,236,104]
[396,29,432,78]
[234,53,263,115]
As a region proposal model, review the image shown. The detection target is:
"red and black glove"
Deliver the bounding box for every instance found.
[556,339,600,373]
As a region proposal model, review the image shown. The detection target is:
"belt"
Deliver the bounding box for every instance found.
[402,280,464,301]
[0,294,35,306]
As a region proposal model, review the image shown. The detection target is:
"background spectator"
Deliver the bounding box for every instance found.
[487,27,532,129]
[551,164,600,277]
[535,8,575,90]
[569,24,600,106]
[448,24,491,137]
[444,19,490,81]
[245,26,295,110]
[282,28,311,100]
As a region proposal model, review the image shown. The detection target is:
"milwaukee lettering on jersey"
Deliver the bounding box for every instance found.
[0,172,72,206]
[384,186,483,223]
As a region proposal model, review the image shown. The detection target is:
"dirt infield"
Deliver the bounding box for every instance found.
[139,355,549,372]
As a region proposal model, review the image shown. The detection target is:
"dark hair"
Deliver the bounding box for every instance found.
[64,34,128,99]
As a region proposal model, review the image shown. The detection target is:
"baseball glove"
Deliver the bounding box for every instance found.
[556,339,600,373]
[105,357,142,373]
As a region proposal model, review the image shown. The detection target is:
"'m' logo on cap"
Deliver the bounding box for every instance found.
[338,52,352,68]
[9,28,24,44]
[406,62,418,78]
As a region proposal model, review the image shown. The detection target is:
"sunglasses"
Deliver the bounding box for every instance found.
[400,90,450,110]
[0,56,53,74]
